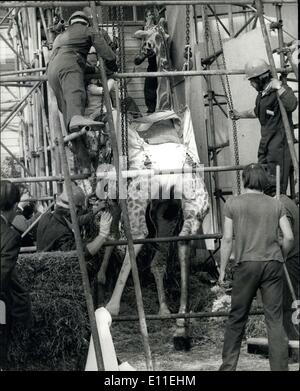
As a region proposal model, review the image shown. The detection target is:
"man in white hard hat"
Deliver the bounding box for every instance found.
[36,183,112,258]
[47,9,117,173]
[231,58,298,194]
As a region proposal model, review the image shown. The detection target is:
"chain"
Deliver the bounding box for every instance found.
[209,7,241,194]
[183,5,192,71]
[99,4,105,122]
[116,6,129,169]
[112,6,116,44]
[186,5,190,46]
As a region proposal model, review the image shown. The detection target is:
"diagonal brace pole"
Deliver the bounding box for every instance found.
[56,114,105,371]
[0,82,42,132]
[0,7,15,27]
[0,140,36,178]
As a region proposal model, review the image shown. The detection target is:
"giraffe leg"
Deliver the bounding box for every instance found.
[105,180,149,315]
[149,199,181,315]
[151,250,170,316]
[176,239,191,327]
[105,243,143,316]
[97,245,115,286]
[173,212,200,351]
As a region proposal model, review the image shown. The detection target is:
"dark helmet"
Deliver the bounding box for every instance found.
[68,11,90,26]
[56,184,86,209]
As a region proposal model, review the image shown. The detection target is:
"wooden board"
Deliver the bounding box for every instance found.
[247,337,299,359]
[166,6,216,249]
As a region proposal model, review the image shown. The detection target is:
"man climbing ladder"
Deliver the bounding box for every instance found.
[47,10,118,173]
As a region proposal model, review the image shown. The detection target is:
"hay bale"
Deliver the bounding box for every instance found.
[8,252,90,371]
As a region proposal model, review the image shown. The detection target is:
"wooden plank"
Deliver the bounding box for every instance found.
[247,337,299,358]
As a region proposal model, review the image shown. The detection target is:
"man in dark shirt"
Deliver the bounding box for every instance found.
[47,10,117,172]
[36,184,112,263]
[218,164,294,371]
[232,58,298,193]
[0,181,31,369]
[278,194,299,341]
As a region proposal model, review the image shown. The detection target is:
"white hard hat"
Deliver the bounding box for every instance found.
[244,58,270,80]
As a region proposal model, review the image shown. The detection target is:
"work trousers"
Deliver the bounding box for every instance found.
[220,261,289,371]
[48,52,86,128]
[283,254,300,340]
[258,128,292,194]
[48,51,91,171]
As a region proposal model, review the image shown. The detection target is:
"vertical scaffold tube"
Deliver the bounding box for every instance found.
[89,1,153,371]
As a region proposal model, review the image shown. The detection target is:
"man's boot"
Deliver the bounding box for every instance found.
[69,115,104,132]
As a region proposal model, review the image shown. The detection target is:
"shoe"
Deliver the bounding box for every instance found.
[69,115,104,131]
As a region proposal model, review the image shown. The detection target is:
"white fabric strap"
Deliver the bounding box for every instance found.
[70,18,89,26]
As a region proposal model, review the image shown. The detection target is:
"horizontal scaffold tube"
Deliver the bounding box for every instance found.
[2,164,248,183]
[0,68,46,77]
[0,1,296,8]
[0,67,291,83]
[19,233,222,254]
[4,174,89,183]
[112,310,264,322]
[99,164,247,179]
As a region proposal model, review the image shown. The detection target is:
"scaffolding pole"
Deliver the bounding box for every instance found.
[202,5,222,234]
[89,0,153,371]
[2,163,251,184]
[0,67,46,76]
[0,1,296,8]
[0,7,15,26]
[0,66,292,83]
[56,101,105,372]
[0,82,42,133]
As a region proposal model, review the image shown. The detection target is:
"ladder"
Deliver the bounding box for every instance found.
[1,0,297,372]
[55,1,153,371]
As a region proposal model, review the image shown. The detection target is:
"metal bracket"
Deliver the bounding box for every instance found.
[213,188,227,203]
[269,20,282,30]
[31,151,40,158]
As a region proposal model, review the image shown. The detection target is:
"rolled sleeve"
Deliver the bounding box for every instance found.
[279,85,298,113]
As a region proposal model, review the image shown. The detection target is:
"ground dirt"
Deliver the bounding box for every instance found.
[109,279,299,372]
[9,252,299,371]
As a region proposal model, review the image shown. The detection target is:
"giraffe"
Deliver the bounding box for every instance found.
[134,13,172,113]
[96,109,210,348]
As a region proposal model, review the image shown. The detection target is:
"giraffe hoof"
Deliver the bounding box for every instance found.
[158,305,171,317]
[176,317,186,328]
[105,301,120,316]
[173,328,191,351]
